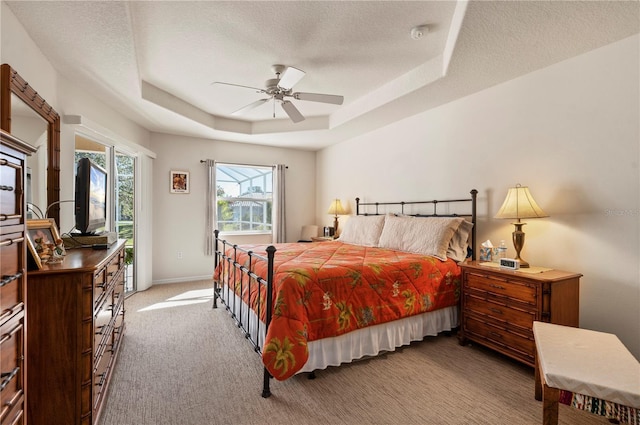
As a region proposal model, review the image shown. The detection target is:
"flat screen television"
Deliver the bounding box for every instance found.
[75,158,107,235]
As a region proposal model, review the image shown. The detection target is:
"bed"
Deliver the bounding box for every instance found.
[213,190,477,397]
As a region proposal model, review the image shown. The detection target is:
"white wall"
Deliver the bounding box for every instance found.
[317,35,640,358]
[2,3,155,289]
[151,133,316,283]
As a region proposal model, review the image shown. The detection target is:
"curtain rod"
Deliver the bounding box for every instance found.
[200,160,287,169]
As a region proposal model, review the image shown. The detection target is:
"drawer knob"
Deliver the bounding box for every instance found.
[0,367,19,391]
[489,283,506,290]
[0,215,20,223]
[96,372,108,387]
[489,331,503,339]
[0,323,24,344]
[489,307,503,315]
[0,272,23,287]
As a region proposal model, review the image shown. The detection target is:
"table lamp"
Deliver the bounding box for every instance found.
[494,184,548,268]
[327,199,346,235]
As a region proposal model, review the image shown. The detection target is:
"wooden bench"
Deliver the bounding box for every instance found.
[533,322,640,425]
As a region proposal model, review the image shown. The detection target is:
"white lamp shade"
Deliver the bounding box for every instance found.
[327,199,346,215]
[495,185,548,220]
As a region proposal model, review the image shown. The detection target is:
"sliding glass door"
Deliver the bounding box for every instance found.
[75,135,137,294]
[115,150,136,293]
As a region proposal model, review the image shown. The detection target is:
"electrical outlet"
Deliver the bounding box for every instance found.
[177,251,183,259]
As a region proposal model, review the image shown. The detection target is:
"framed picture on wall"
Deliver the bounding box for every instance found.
[170,170,190,194]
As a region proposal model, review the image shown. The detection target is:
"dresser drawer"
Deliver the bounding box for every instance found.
[465,271,537,306]
[464,292,536,332]
[463,315,535,364]
[94,297,113,361]
[0,232,25,324]
[93,266,107,309]
[106,251,123,281]
[0,315,24,424]
[0,152,24,227]
[112,299,125,354]
[93,348,112,413]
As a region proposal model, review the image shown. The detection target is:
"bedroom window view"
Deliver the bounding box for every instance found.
[215,163,273,234]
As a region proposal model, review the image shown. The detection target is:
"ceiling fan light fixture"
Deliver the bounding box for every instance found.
[215,64,342,123]
[265,78,280,90]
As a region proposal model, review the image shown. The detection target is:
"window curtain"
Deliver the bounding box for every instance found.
[205,159,216,255]
[272,164,287,243]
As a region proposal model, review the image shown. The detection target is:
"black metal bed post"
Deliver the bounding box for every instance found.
[470,189,478,261]
[213,230,219,308]
[261,245,276,398]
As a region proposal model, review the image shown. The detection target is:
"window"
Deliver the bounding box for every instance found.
[216,163,273,234]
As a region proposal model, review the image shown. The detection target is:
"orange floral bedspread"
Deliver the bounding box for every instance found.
[214,241,461,380]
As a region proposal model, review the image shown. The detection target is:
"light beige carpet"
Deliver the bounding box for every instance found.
[99,279,609,425]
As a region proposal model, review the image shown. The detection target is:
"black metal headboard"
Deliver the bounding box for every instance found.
[355,189,478,260]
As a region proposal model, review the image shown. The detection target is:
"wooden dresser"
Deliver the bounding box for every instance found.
[1,130,35,425]
[26,240,126,425]
[458,261,581,367]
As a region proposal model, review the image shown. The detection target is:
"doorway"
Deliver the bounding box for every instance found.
[75,135,138,293]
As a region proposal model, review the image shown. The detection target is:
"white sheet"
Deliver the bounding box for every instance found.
[218,288,458,375]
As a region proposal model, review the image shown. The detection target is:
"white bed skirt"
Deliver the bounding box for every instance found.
[218,289,458,375]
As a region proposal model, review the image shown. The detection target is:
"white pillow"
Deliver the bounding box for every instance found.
[447,220,474,262]
[338,215,386,247]
[378,215,463,260]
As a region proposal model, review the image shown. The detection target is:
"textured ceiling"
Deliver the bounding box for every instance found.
[5,1,639,150]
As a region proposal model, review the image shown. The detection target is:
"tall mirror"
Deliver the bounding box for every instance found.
[1,64,61,224]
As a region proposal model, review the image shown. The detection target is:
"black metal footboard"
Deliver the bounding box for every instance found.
[212,229,276,398]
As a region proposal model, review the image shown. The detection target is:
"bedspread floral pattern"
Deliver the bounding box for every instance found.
[214,241,461,380]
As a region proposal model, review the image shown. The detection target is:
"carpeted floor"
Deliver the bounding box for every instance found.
[98,279,610,425]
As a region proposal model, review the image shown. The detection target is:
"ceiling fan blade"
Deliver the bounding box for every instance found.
[293,92,344,105]
[212,81,265,92]
[278,66,305,90]
[231,98,270,115]
[281,100,305,123]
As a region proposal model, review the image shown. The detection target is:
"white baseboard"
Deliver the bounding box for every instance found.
[151,275,213,285]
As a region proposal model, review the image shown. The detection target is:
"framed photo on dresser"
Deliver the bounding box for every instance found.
[26,218,61,269]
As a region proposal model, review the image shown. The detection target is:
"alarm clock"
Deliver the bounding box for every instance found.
[499,258,520,270]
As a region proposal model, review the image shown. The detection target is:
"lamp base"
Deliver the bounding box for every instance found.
[514,256,530,268]
[512,222,530,268]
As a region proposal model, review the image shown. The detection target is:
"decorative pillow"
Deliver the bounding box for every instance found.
[447,220,474,262]
[338,215,386,247]
[378,215,463,260]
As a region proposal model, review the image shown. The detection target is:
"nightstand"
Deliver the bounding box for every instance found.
[458,261,581,367]
[311,236,335,242]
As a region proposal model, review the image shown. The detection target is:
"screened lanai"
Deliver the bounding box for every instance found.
[216,163,273,232]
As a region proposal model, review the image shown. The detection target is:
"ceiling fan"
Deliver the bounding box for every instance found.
[212,65,344,123]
